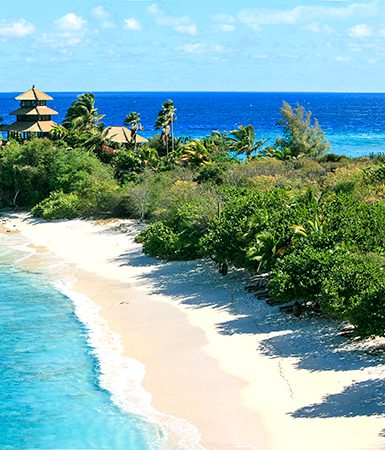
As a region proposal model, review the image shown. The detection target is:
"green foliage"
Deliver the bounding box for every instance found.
[270,247,385,336]
[31,191,81,219]
[155,100,177,154]
[229,125,267,159]
[275,101,330,158]
[136,222,178,260]
[322,253,385,319]
[350,287,385,337]
[0,139,123,216]
[124,112,144,145]
[63,93,104,131]
[269,245,336,303]
[0,139,63,206]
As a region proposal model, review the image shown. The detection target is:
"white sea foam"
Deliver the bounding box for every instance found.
[57,281,205,450]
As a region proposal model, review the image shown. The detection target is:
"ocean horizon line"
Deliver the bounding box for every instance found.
[2,90,385,95]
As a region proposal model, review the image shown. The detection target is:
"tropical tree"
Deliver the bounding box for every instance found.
[179,139,211,167]
[246,231,286,272]
[50,125,68,141]
[155,100,176,155]
[261,146,293,160]
[124,112,144,147]
[229,124,268,159]
[275,101,330,158]
[63,93,105,132]
[83,125,115,162]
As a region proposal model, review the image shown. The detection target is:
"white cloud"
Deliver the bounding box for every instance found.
[212,13,235,23]
[211,13,236,32]
[56,13,86,32]
[336,55,351,62]
[124,18,142,31]
[304,22,321,33]
[179,43,228,54]
[41,31,82,48]
[180,43,206,54]
[304,22,334,34]
[92,5,114,29]
[0,19,35,38]
[348,23,373,38]
[253,53,269,60]
[217,24,236,32]
[92,5,109,19]
[147,3,197,35]
[42,13,87,49]
[238,2,377,30]
[174,24,197,35]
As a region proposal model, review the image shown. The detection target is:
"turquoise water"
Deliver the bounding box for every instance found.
[0,253,164,449]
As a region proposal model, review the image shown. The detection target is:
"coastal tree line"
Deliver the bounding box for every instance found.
[0,93,384,337]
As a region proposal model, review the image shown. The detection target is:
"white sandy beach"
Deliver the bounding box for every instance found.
[2,213,385,450]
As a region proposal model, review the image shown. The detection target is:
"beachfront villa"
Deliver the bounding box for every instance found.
[105,126,148,144]
[2,86,58,140]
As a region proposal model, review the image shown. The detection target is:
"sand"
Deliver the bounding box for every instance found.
[2,213,385,450]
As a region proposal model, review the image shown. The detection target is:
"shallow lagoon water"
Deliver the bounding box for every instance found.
[0,245,164,449]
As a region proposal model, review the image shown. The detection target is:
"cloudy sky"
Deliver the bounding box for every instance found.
[1,0,385,91]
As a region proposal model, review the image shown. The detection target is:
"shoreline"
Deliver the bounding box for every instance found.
[2,213,385,450]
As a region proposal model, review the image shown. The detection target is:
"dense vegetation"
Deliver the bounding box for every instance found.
[1,94,384,337]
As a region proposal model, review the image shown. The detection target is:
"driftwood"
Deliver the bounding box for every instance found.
[266,298,286,306]
[245,285,264,292]
[338,323,355,338]
[253,289,269,297]
[280,303,296,313]
[245,280,269,290]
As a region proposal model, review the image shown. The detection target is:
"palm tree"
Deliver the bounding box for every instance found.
[179,139,212,167]
[84,125,115,161]
[63,93,104,131]
[124,112,144,147]
[229,124,267,160]
[155,100,176,155]
[50,125,68,141]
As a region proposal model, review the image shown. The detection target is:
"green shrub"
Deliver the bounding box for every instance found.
[321,253,385,318]
[318,153,349,163]
[32,191,81,219]
[350,286,385,337]
[269,246,339,302]
[136,222,178,260]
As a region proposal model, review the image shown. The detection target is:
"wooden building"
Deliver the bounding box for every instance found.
[105,126,148,144]
[2,86,58,139]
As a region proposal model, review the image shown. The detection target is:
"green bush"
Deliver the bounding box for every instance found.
[321,253,385,319]
[32,191,81,219]
[136,222,178,260]
[269,246,339,302]
[350,286,385,337]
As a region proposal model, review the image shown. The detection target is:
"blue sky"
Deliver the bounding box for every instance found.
[1,0,385,91]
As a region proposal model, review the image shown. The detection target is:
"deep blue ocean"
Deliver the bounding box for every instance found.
[0,238,167,450]
[2,92,385,157]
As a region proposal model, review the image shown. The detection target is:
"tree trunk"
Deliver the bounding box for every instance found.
[12,189,20,207]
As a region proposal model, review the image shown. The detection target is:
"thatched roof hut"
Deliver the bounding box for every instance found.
[105,126,148,144]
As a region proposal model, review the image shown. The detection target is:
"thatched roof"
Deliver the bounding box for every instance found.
[10,106,58,116]
[105,126,148,144]
[15,87,53,101]
[3,121,57,133]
